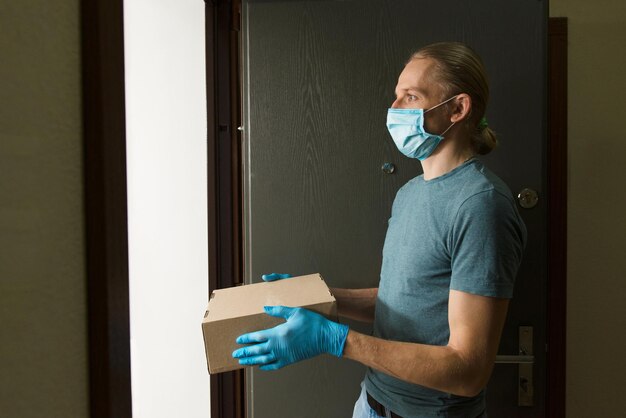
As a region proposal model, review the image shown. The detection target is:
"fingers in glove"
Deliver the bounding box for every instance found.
[263,305,298,319]
[238,353,277,366]
[232,342,270,359]
[236,330,269,345]
[261,273,292,281]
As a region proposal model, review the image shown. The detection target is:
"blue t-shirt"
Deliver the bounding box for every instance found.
[364,158,527,418]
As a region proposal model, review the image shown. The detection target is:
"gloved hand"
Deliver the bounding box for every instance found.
[261,273,292,281]
[232,306,349,370]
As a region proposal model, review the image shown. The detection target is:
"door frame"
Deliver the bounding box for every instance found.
[81,0,567,415]
[546,16,568,418]
[81,0,133,417]
[206,1,245,418]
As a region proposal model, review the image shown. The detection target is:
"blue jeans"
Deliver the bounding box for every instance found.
[352,382,383,418]
[352,383,488,418]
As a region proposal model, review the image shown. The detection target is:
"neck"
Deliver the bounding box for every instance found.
[420,135,475,180]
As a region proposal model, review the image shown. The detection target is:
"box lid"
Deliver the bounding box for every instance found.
[204,273,334,322]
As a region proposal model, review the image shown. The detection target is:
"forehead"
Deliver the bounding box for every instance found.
[395,57,440,97]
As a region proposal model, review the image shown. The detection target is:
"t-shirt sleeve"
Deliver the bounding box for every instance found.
[449,189,527,298]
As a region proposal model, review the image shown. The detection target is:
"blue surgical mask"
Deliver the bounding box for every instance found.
[386,95,457,160]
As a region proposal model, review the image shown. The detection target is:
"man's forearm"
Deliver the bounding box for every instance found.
[330,287,378,323]
[342,330,491,397]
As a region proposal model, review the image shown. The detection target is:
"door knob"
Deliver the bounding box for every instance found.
[517,188,539,209]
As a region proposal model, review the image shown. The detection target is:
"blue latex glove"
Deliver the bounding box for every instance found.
[261,273,292,281]
[232,306,349,370]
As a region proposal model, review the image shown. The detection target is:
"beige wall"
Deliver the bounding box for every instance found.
[550,1,626,417]
[0,1,88,417]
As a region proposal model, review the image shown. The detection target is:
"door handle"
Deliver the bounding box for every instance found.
[495,326,534,407]
[494,355,534,364]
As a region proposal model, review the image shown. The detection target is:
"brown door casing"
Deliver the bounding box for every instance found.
[206,1,245,418]
[81,0,133,417]
[547,16,568,418]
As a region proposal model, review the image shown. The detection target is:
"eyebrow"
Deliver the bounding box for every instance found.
[395,86,428,98]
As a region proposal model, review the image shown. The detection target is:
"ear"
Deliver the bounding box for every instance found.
[449,93,472,123]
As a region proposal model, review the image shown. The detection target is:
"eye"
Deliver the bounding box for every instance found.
[406,95,417,102]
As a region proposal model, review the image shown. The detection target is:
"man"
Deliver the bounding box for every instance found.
[232,42,526,418]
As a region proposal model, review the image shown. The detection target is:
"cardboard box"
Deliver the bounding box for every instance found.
[201,273,337,374]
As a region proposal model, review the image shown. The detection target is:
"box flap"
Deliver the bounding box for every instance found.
[204,273,334,322]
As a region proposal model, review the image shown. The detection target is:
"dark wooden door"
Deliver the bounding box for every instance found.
[241,1,547,416]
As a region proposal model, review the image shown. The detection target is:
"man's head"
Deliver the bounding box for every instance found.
[393,42,496,155]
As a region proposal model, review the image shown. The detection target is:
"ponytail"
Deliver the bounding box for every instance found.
[471,118,497,155]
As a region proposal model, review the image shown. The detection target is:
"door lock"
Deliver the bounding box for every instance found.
[381,162,395,174]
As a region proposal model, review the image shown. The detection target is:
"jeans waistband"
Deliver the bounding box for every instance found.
[366,391,403,418]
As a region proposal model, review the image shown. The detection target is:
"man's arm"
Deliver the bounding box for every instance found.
[342,289,509,397]
[330,287,378,323]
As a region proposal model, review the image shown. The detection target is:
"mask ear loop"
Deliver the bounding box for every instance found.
[424,94,459,113]
[439,121,455,137]
[425,94,459,137]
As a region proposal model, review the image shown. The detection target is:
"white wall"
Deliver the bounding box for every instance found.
[124,1,210,417]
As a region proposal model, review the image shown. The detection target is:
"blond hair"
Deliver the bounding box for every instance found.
[411,42,497,155]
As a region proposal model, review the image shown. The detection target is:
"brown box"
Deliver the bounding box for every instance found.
[201,273,337,374]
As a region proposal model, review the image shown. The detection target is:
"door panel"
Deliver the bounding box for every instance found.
[242,1,547,417]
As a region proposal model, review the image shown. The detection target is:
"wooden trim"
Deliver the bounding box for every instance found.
[206,0,245,417]
[547,17,568,418]
[81,0,132,417]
